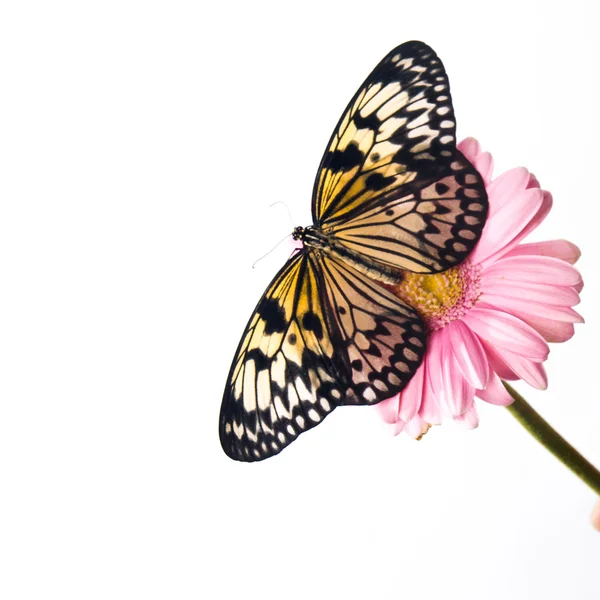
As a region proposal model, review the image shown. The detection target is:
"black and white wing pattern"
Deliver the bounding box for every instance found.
[313,41,488,273]
[219,251,425,462]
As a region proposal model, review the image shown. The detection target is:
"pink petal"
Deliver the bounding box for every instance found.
[376,361,426,427]
[475,153,494,186]
[462,307,549,362]
[470,168,534,265]
[404,414,431,440]
[478,295,583,324]
[457,137,481,159]
[511,313,576,343]
[478,187,550,269]
[421,336,443,424]
[488,167,531,210]
[496,351,548,390]
[392,421,406,436]
[397,361,424,424]
[480,342,548,389]
[376,394,400,424]
[447,320,488,389]
[504,239,581,265]
[527,173,541,189]
[482,255,583,287]
[479,190,553,267]
[480,339,519,380]
[454,403,479,429]
[475,368,514,406]
[458,137,494,185]
[438,328,475,417]
[480,279,580,307]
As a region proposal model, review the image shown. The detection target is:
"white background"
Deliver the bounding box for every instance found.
[1,1,599,598]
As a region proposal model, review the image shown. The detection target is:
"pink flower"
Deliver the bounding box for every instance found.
[378,138,583,438]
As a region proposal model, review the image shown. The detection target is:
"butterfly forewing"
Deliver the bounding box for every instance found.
[220,250,426,462]
[312,41,457,226]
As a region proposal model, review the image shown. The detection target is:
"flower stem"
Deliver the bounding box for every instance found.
[503,382,600,495]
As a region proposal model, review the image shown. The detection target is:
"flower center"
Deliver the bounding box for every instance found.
[389,261,481,331]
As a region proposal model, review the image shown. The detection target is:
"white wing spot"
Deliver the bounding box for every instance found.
[295,376,312,402]
[242,360,257,412]
[308,409,321,422]
[394,361,409,373]
[388,373,401,386]
[363,388,377,402]
[374,380,388,393]
[234,422,244,439]
[403,348,418,362]
[256,369,271,411]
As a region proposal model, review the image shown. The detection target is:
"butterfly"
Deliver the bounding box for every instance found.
[220,41,488,461]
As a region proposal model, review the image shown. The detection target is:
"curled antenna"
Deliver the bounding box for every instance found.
[252,234,293,269]
[269,201,296,228]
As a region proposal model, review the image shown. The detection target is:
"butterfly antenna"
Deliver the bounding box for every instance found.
[270,201,296,228]
[252,234,293,269]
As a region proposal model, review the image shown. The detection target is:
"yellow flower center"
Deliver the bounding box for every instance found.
[388,262,481,331]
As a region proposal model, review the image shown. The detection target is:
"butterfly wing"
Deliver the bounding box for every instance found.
[312,40,458,225]
[315,251,426,405]
[312,40,488,273]
[220,250,425,462]
[326,151,487,273]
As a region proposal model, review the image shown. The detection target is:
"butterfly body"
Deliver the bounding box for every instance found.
[220,41,489,462]
[294,225,406,284]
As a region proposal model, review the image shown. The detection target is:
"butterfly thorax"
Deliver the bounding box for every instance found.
[293,225,404,285]
[292,225,328,249]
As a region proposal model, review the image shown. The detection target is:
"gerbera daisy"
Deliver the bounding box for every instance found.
[377,138,584,438]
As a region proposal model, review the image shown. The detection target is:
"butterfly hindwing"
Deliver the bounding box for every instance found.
[220,250,426,462]
[312,40,457,226]
[315,252,426,405]
[325,151,488,273]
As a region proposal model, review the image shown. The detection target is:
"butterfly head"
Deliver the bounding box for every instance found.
[292,226,306,241]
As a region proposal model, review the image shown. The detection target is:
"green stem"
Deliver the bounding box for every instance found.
[503,382,600,496]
